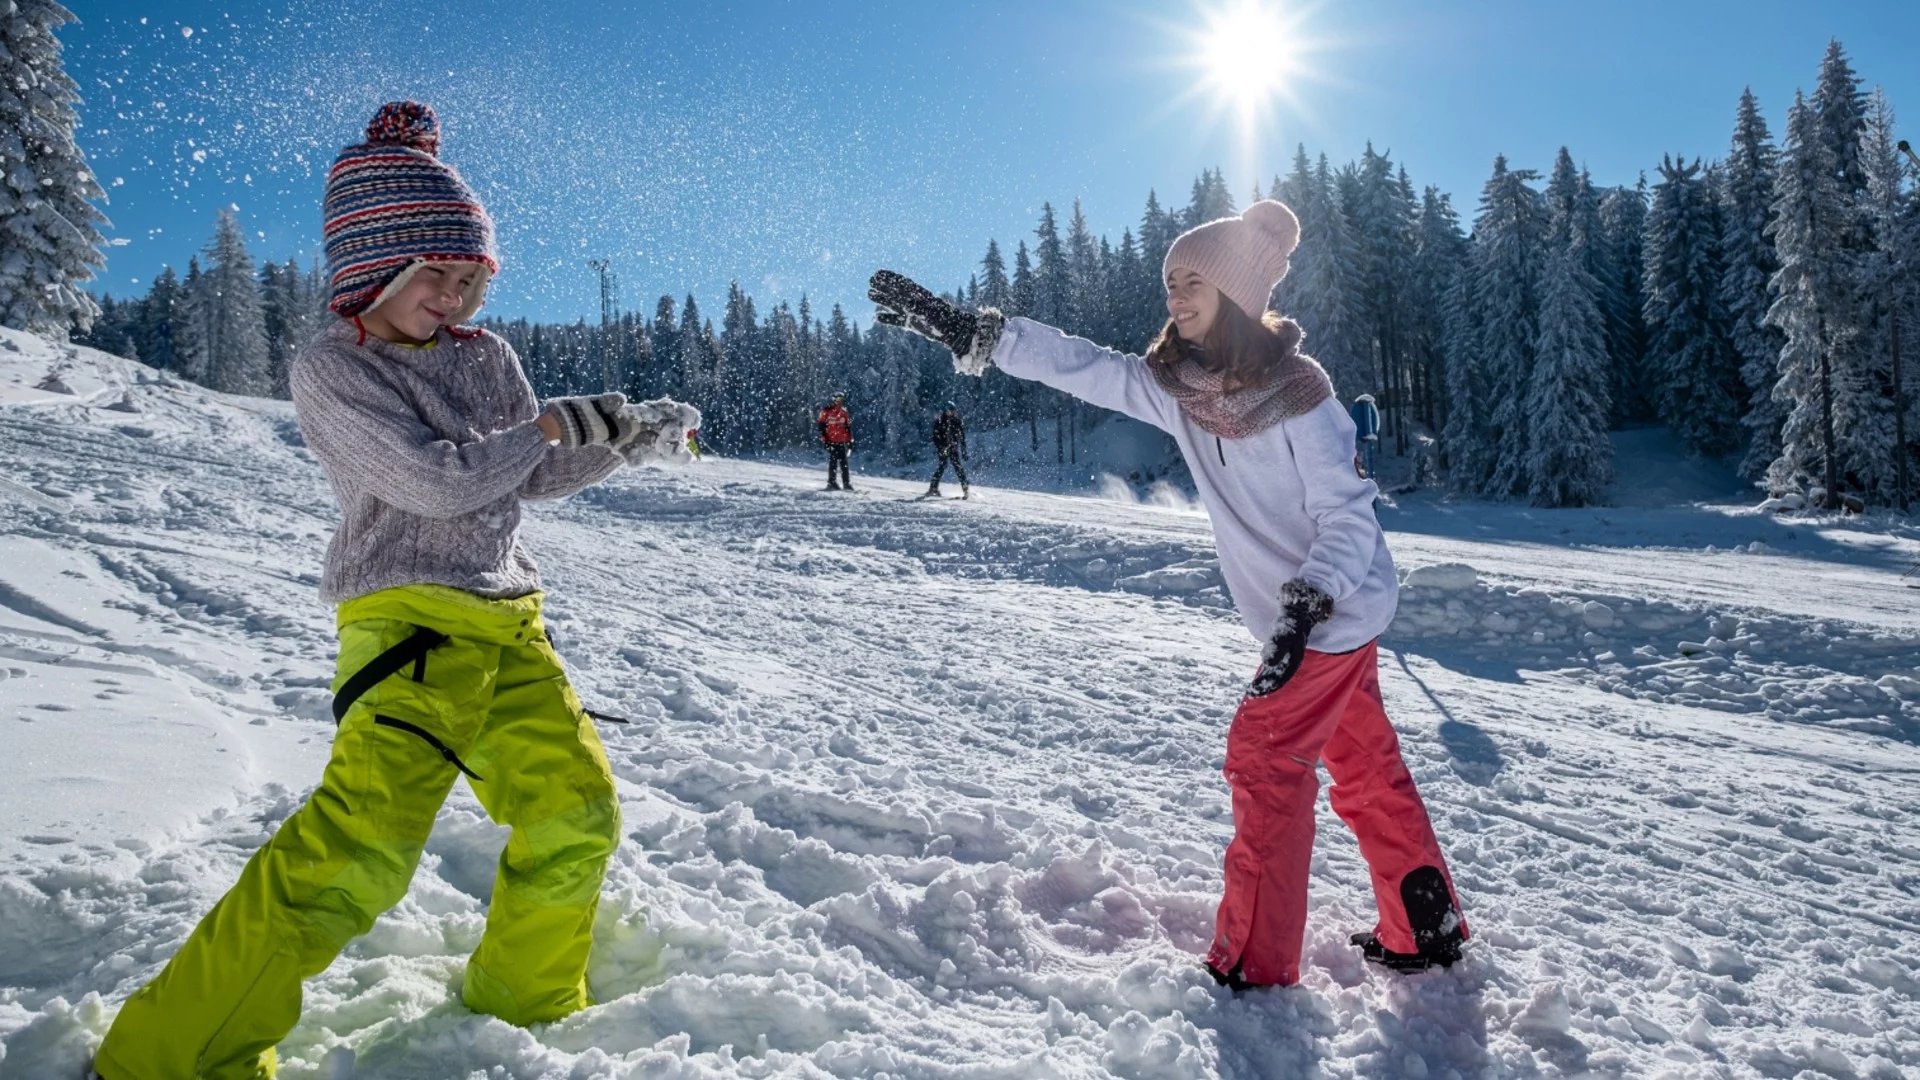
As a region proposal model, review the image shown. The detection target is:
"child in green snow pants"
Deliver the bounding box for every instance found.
[94,585,621,1080]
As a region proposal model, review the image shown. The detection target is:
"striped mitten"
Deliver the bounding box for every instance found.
[544,393,631,448]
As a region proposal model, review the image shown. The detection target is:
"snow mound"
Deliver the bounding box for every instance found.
[1392,562,1920,741]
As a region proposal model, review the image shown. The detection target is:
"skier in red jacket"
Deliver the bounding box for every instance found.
[818,392,855,491]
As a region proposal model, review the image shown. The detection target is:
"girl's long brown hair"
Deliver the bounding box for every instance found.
[1144,294,1305,392]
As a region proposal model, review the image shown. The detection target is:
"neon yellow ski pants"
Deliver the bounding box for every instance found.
[95,585,621,1080]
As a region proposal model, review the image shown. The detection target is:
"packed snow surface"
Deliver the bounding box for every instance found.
[1,330,1917,1079]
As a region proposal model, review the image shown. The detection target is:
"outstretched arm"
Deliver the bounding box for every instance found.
[989,318,1180,434]
[869,269,1179,433]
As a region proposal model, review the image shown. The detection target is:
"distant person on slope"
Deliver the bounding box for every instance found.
[1351,393,1380,480]
[819,391,855,491]
[927,401,969,498]
[869,201,1467,991]
[93,102,695,1080]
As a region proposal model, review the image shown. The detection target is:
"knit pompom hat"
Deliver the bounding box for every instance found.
[1162,200,1300,319]
[323,101,498,325]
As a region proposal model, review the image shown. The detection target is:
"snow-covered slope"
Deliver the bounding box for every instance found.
[1,330,1916,1080]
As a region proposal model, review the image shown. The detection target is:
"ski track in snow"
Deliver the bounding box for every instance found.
[0,330,1916,1079]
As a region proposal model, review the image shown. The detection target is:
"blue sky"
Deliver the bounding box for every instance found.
[66,0,1920,324]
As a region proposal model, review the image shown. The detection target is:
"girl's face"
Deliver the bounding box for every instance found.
[366,261,484,343]
[1165,267,1221,342]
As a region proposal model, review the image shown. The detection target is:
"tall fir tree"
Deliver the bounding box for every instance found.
[1352,145,1416,446]
[0,0,107,337]
[1528,153,1615,506]
[196,207,271,395]
[1472,155,1548,496]
[1032,203,1070,326]
[1409,186,1467,434]
[1720,87,1787,480]
[173,257,211,384]
[978,239,1011,310]
[1845,88,1907,503]
[1642,156,1745,455]
[1766,91,1854,503]
[134,265,180,371]
[1599,179,1652,422]
[1291,154,1368,395]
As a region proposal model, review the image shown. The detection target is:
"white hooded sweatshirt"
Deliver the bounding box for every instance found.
[991,317,1397,653]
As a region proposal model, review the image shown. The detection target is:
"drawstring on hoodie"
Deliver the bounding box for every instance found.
[1217,436,1226,466]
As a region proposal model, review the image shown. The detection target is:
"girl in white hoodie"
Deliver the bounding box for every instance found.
[869,201,1467,989]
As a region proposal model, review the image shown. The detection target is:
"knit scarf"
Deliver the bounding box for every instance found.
[1149,333,1335,439]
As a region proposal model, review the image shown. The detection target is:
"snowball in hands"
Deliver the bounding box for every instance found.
[614,398,704,466]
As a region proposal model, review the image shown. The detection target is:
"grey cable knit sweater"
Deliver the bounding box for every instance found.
[290,318,621,604]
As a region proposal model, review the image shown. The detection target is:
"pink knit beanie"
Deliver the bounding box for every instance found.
[1163,200,1301,318]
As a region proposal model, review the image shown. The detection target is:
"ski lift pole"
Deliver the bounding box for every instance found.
[1902,141,1920,170]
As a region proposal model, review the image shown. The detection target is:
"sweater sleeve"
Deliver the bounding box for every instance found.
[1285,398,1383,605]
[290,343,549,520]
[498,349,624,500]
[989,317,1181,433]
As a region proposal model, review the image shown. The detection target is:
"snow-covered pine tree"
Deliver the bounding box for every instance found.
[196,207,271,395]
[1441,233,1493,489]
[1599,179,1652,423]
[1032,203,1070,327]
[1528,156,1614,507]
[648,295,678,398]
[1352,145,1416,447]
[1473,155,1548,497]
[133,266,180,371]
[1065,198,1100,336]
[1291,154,1369,396]
[1844,88,1907,504]
[1720,87,1786,481]
[1766,91,1853,504]
[0,0,107,338]
[1268,147,1317,318]
[1409,186,1467,435]
[1010,240,1036,318]
[978,239,1011,310]
[677,294,708,400]
[172,257,210,384]
[1642,156,1744,456]
[1185,168,1236,227]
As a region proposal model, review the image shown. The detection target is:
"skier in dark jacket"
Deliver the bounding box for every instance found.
[927,402,969,498]
[818,392,854,491]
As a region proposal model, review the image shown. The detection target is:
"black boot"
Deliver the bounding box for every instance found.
[926,483,941,497]
[1353,866,1466,972]
[1205,961,1260,993]
[1351,927,1464,972]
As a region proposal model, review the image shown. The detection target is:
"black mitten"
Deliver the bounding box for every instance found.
[869,270,1003,374]
[1247,579,1334,698]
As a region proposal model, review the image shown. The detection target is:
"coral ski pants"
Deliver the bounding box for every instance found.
[95,585,621,1080]
[1208,640,1464,986]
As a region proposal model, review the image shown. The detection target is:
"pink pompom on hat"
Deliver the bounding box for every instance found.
[1162,200,1301,319]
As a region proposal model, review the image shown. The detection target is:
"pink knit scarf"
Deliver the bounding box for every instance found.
[1150,337,1335,439]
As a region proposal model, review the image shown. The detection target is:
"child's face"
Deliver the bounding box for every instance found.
[1165,267,1221,342]
[373,262,484,340]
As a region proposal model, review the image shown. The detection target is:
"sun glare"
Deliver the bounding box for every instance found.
[1196,1,1295,120]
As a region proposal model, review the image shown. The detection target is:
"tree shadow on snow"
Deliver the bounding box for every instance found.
[1390,649,1508,786]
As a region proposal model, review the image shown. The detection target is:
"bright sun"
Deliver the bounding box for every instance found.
[1194,1,1297,120]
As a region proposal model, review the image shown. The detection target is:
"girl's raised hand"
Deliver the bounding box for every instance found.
[869,269,1004,376]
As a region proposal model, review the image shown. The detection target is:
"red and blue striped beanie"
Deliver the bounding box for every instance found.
[323,102,499,323]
